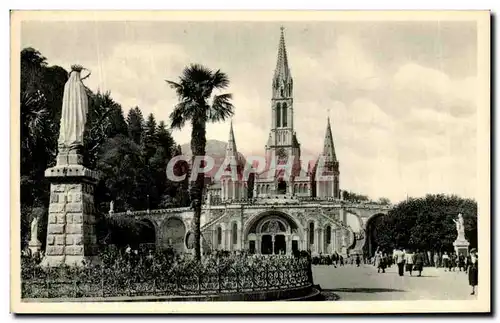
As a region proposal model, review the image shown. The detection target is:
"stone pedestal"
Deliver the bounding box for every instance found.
[40,162,100,267]
[28,239,42,256]
[453,238,470,257]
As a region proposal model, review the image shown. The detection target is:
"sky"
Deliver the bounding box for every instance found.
[20,20,478,203]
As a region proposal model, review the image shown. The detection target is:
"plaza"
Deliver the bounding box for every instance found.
[313,264,476,301]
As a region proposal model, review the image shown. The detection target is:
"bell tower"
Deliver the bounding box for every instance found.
[265,27,301,171]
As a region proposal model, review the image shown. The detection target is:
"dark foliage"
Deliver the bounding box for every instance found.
[20,48,186,248]
[372,194,477,252]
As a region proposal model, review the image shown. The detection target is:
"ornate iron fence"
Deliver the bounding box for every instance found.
[21,256,313,299]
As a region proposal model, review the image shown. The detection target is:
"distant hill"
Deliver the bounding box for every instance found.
[180,140,316,178]
[180,139,228,159]
[180,139,251,177]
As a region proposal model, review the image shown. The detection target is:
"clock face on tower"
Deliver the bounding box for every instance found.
[277,148,288,161]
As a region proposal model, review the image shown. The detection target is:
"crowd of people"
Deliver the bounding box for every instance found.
[370,247,479,295]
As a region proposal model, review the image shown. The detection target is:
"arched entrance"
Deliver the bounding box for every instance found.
[163,217,186,253]
[245,211,301,255]
[259,218,287,254]
[363,213,386,258]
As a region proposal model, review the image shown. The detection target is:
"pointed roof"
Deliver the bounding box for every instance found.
[273,27,292,82]
[226,120,238,157]
[322,117,337,160]
[266,133,272,148]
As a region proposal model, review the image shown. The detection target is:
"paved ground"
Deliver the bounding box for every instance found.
[312,264,477,301]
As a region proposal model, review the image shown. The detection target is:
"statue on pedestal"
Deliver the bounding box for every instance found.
[109,200,114,214]
[452,213,470,256]
[56,65,91,165]
[453,213,465,240]
[28,216,41,256]
[30,216,38,243]
[41,64,100,267]
[58,65,90,149]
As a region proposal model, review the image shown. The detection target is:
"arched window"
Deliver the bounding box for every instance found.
[282,103,288,127]
[326,225,331,244]
[309,222,315,244]
[217,227,222,245]
[276,103,281,127]
[232,222,238,245]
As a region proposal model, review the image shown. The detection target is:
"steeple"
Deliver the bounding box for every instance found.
[226,119,238,158]
[315,116,340,199]
[323,117,337,160]
[273,26,292,84]
[221,120,246,201]
[263,27,300,188]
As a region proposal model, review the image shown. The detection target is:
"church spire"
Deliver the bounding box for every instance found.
[226,119,238,157]
[323,117,337,160]
[273,26,292,84]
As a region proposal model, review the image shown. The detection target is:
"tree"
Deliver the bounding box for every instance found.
[84,91,128,168]
[142,113,158,159]
[127,107,144,145]
[20,48,68,244]
[149,121,176,208]
[373,194,477,252]
[378,197,391,205]
[156,121,175,161]
[166,64,234,261]
[342,191,370,202]
[96,134,145,212]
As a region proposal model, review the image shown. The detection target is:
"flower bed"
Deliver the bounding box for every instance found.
[21,249,313,299]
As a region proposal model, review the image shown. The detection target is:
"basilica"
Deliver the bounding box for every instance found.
[206,27,340,204]
[114,29,391,258]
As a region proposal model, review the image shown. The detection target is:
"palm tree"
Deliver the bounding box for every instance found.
[167,64,234,261]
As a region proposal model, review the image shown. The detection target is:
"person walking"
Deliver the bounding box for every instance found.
[355,254,361,267]
[466,249,478,295]
[379,253,388,273]
[405,249,415,276]
[442,252,450,272]
[413,249,425,277]
[374,249,382,272]
[449,253,457,272]
[394,247,406,276]
[433,252,439,268]
[458,254,466,272]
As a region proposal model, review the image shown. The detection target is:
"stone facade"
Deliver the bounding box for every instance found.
[114,199,390,257]
[41,164,100,266]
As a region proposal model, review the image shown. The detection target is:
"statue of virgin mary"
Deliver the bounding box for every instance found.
[57,65,91,150]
